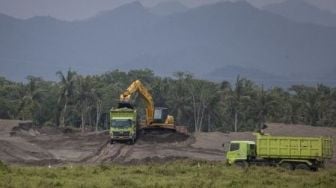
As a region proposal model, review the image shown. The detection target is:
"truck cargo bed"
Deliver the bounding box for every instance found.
[256,134,332,160]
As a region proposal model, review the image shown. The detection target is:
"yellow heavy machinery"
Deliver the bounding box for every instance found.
[119,80,175,131]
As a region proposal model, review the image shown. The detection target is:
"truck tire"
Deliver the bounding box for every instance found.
[234,161,248,168]
[280,162,294,170]
[310,166,318,172]
[295,163,310,171]
[129,138,135,145]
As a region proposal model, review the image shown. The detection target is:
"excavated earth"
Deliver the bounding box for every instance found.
[0,119,336,166]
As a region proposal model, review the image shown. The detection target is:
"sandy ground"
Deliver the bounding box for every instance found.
[0,119,335,165]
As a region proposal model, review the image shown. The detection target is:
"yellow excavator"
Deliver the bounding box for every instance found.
[119,80,175,131]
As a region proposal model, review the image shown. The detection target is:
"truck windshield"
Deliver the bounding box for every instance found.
[230,143,240,151]
[111,119,132,128]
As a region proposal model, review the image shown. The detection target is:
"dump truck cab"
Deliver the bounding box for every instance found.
[110,108,137,144]
[226,141,256,165]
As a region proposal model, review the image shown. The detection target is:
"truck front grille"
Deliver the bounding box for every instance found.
[113,131,130,137]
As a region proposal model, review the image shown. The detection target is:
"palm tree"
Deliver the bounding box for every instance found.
[17,76,43,122]
[189,79,212,132]
[168,72,194,128]
[217,81,234,131]
[56,69,77,127]
[289,85,320,126]
[90,76,103,132]
[76,76,100,132]
[95,97,102,132]
[255,85,277,130]
[327,88,336,127]
[302,88,320,126]
[232,75,244,132]
[315,84,332,126]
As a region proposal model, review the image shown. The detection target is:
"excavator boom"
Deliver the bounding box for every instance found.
[120,80,175,131]
[120,80,154,124]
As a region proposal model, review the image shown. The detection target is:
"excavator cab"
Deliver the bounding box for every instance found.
[154,107,169,123]
[143,107,175,131]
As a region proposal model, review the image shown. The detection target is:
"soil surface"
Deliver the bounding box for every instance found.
[0,119,335,166]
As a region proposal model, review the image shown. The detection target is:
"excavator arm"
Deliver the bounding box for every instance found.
[120,80,154,124]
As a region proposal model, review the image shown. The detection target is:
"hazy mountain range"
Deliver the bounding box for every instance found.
[0,1,335,87]
[265,0,336,27]
[148,1,188,15]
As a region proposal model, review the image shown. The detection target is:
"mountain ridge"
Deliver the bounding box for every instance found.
[0,1,335,87]
[265,0,336,27]
[149,1,188,16]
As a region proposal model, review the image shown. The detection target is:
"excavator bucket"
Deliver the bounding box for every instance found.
[118,102,134,109]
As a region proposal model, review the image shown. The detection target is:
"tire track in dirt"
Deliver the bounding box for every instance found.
[86,143,128,163]
[85,140,224,164]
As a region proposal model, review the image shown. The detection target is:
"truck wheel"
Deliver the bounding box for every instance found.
[310,166,318,172]
[234,161,248,168]
[280,162,294,170]
[295,163,310,171]
[129,139,135,145]
[141,129,146,135]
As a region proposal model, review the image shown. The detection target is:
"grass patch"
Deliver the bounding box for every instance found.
[0,160,336,188]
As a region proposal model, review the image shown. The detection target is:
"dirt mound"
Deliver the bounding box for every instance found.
[0,119,110,165]
[87,141,224,164]
[265,123,336,137]
[0,139,54,163]
[137,132,189,144]
[0,119,31,136]
[10,122,40,137]
[191,132,254,151]
[37,127,80,135]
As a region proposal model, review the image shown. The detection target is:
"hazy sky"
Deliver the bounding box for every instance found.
[0,0,335,21]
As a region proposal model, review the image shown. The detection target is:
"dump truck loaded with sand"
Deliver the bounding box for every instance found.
[226,132,333,171]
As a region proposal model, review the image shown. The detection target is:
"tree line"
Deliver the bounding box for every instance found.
[0,69,335,132]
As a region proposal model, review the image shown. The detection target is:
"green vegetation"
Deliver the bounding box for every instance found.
[0,161,335,188]
[1,69,336,132]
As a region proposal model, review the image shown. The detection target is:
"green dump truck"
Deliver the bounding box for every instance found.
[226,133,333,170]
[110,107,137,144]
